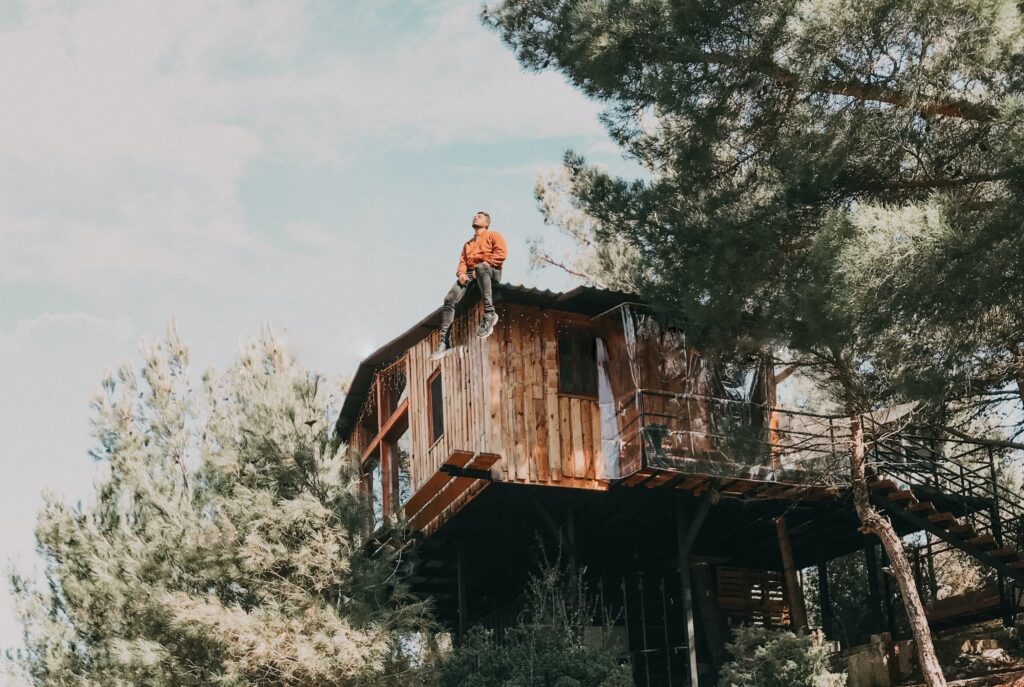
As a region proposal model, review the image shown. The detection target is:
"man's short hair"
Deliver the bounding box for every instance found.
[476,211,491,222]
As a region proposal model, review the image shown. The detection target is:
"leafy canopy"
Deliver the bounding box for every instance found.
[9,327,432,687]
[485,0,1024,410]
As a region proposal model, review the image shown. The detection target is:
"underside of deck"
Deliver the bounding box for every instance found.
[409,480,903,630]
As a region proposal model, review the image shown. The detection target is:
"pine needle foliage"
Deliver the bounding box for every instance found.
[8,326,433,687]
[717,626,845,687]
[435,559,633,687]
[484,0,1024,412]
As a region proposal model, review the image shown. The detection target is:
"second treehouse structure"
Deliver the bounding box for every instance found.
[335,284,1024,687]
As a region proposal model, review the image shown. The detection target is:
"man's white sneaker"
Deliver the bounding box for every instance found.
[429,341,450,360]
[476,312,499,338]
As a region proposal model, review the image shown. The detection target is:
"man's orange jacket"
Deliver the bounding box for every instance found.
[456,229,507,277]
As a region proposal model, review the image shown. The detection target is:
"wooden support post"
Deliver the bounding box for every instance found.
[988,448,1016,629]
[676,498,711,687]
[775,516,809,632]
[566,506,578,607]
[457,542,468,640]
[865,543,884,635]
[925,534,939,600]
[817,557,833,640]
[880,547,896,637]
[691,561,728,670]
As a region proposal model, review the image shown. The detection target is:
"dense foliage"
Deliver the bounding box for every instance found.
[717,626,845,687]
[435,562,633,687]
[485,0,1024,413]
[9,328,432,687]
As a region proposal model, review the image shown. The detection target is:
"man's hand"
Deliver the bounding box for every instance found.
[458,272,469,286]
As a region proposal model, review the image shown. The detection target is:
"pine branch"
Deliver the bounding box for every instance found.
[531,250,600,284]
[696,50,999,121]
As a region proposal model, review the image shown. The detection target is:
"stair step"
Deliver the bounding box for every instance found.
[928,512,957,525]
[969,535,998,549]
[888,490,917,503]
[870,479,898,492]
[989,547,1019,559]
[1009,561,1024,569]
[909,501,937,513]
[949,524,976,537]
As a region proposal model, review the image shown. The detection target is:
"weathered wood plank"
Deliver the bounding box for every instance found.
[512,312,528,481]
[559,395,572,478]
[580,400,594,480]
[570,398,585,478]
[488,315,506,477]
[590,396,604,480]
[522,312,539,482]
[542,315,562,481]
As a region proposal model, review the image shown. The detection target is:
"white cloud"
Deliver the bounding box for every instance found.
[0,0,603,291]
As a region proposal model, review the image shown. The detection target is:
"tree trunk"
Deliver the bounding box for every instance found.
[1017,376,1024,405]
[849,415,946,687]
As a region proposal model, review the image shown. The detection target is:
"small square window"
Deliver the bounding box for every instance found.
[428,369,444,444]
[557,329,598,397]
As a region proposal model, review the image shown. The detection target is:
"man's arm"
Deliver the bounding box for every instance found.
[489,232,508,267]
[456,246,469,283]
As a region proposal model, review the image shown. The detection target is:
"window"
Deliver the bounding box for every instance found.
[363,456,383,528]
[428,369,444,444]
[557,328,598,397]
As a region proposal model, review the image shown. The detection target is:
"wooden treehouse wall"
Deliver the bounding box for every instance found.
[405,302,616,494]
[355,301,713,528]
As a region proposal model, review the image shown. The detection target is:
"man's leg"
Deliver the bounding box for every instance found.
[474,263,501,338]
[432,281,467,358]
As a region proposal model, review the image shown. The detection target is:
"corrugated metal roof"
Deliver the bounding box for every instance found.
[334,283,639,441]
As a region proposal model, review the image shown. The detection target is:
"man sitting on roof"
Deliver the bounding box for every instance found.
[431,210,507,359]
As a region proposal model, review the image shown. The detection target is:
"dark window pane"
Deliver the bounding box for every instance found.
[557,329,598,397]
[429,371,444,443]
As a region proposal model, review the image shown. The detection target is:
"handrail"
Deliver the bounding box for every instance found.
[619,389,1024,557]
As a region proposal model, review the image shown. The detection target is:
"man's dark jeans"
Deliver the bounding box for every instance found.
[439,263,500,343]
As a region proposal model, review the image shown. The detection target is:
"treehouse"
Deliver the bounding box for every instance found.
[335,283,1023,687]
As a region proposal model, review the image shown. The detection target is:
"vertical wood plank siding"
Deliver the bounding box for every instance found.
[402,303,616,494]
[388,302,711,499]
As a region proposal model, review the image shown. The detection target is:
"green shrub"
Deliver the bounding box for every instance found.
[435,562,633,687]
[718,626,845,687]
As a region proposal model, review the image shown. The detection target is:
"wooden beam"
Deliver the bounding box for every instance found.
[407,452,499,531]
[361,397,410,462]
[403,450,473,519]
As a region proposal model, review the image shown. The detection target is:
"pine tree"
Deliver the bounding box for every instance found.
[484,2,1024,684]
[8,326,432,687]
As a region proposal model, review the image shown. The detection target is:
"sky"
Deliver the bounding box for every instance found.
[0,0,641,651]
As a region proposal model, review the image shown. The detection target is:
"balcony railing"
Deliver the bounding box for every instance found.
[616,390,851,487]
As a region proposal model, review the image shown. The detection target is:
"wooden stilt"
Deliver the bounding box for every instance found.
[817,556,833,639]
[676,498,711,686]
[865,543,884,634]
[691,561,727,669]
[775,516,809,632]
[457,542,468,640]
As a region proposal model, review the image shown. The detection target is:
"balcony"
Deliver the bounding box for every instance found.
[615,390,852,494]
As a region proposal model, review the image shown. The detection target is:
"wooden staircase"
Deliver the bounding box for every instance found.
[868,479,1024,584]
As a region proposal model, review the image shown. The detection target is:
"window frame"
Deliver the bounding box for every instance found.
[427,367,444,446]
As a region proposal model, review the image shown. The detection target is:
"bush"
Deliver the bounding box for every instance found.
[435,561,633,687]
[718,626,845,687]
